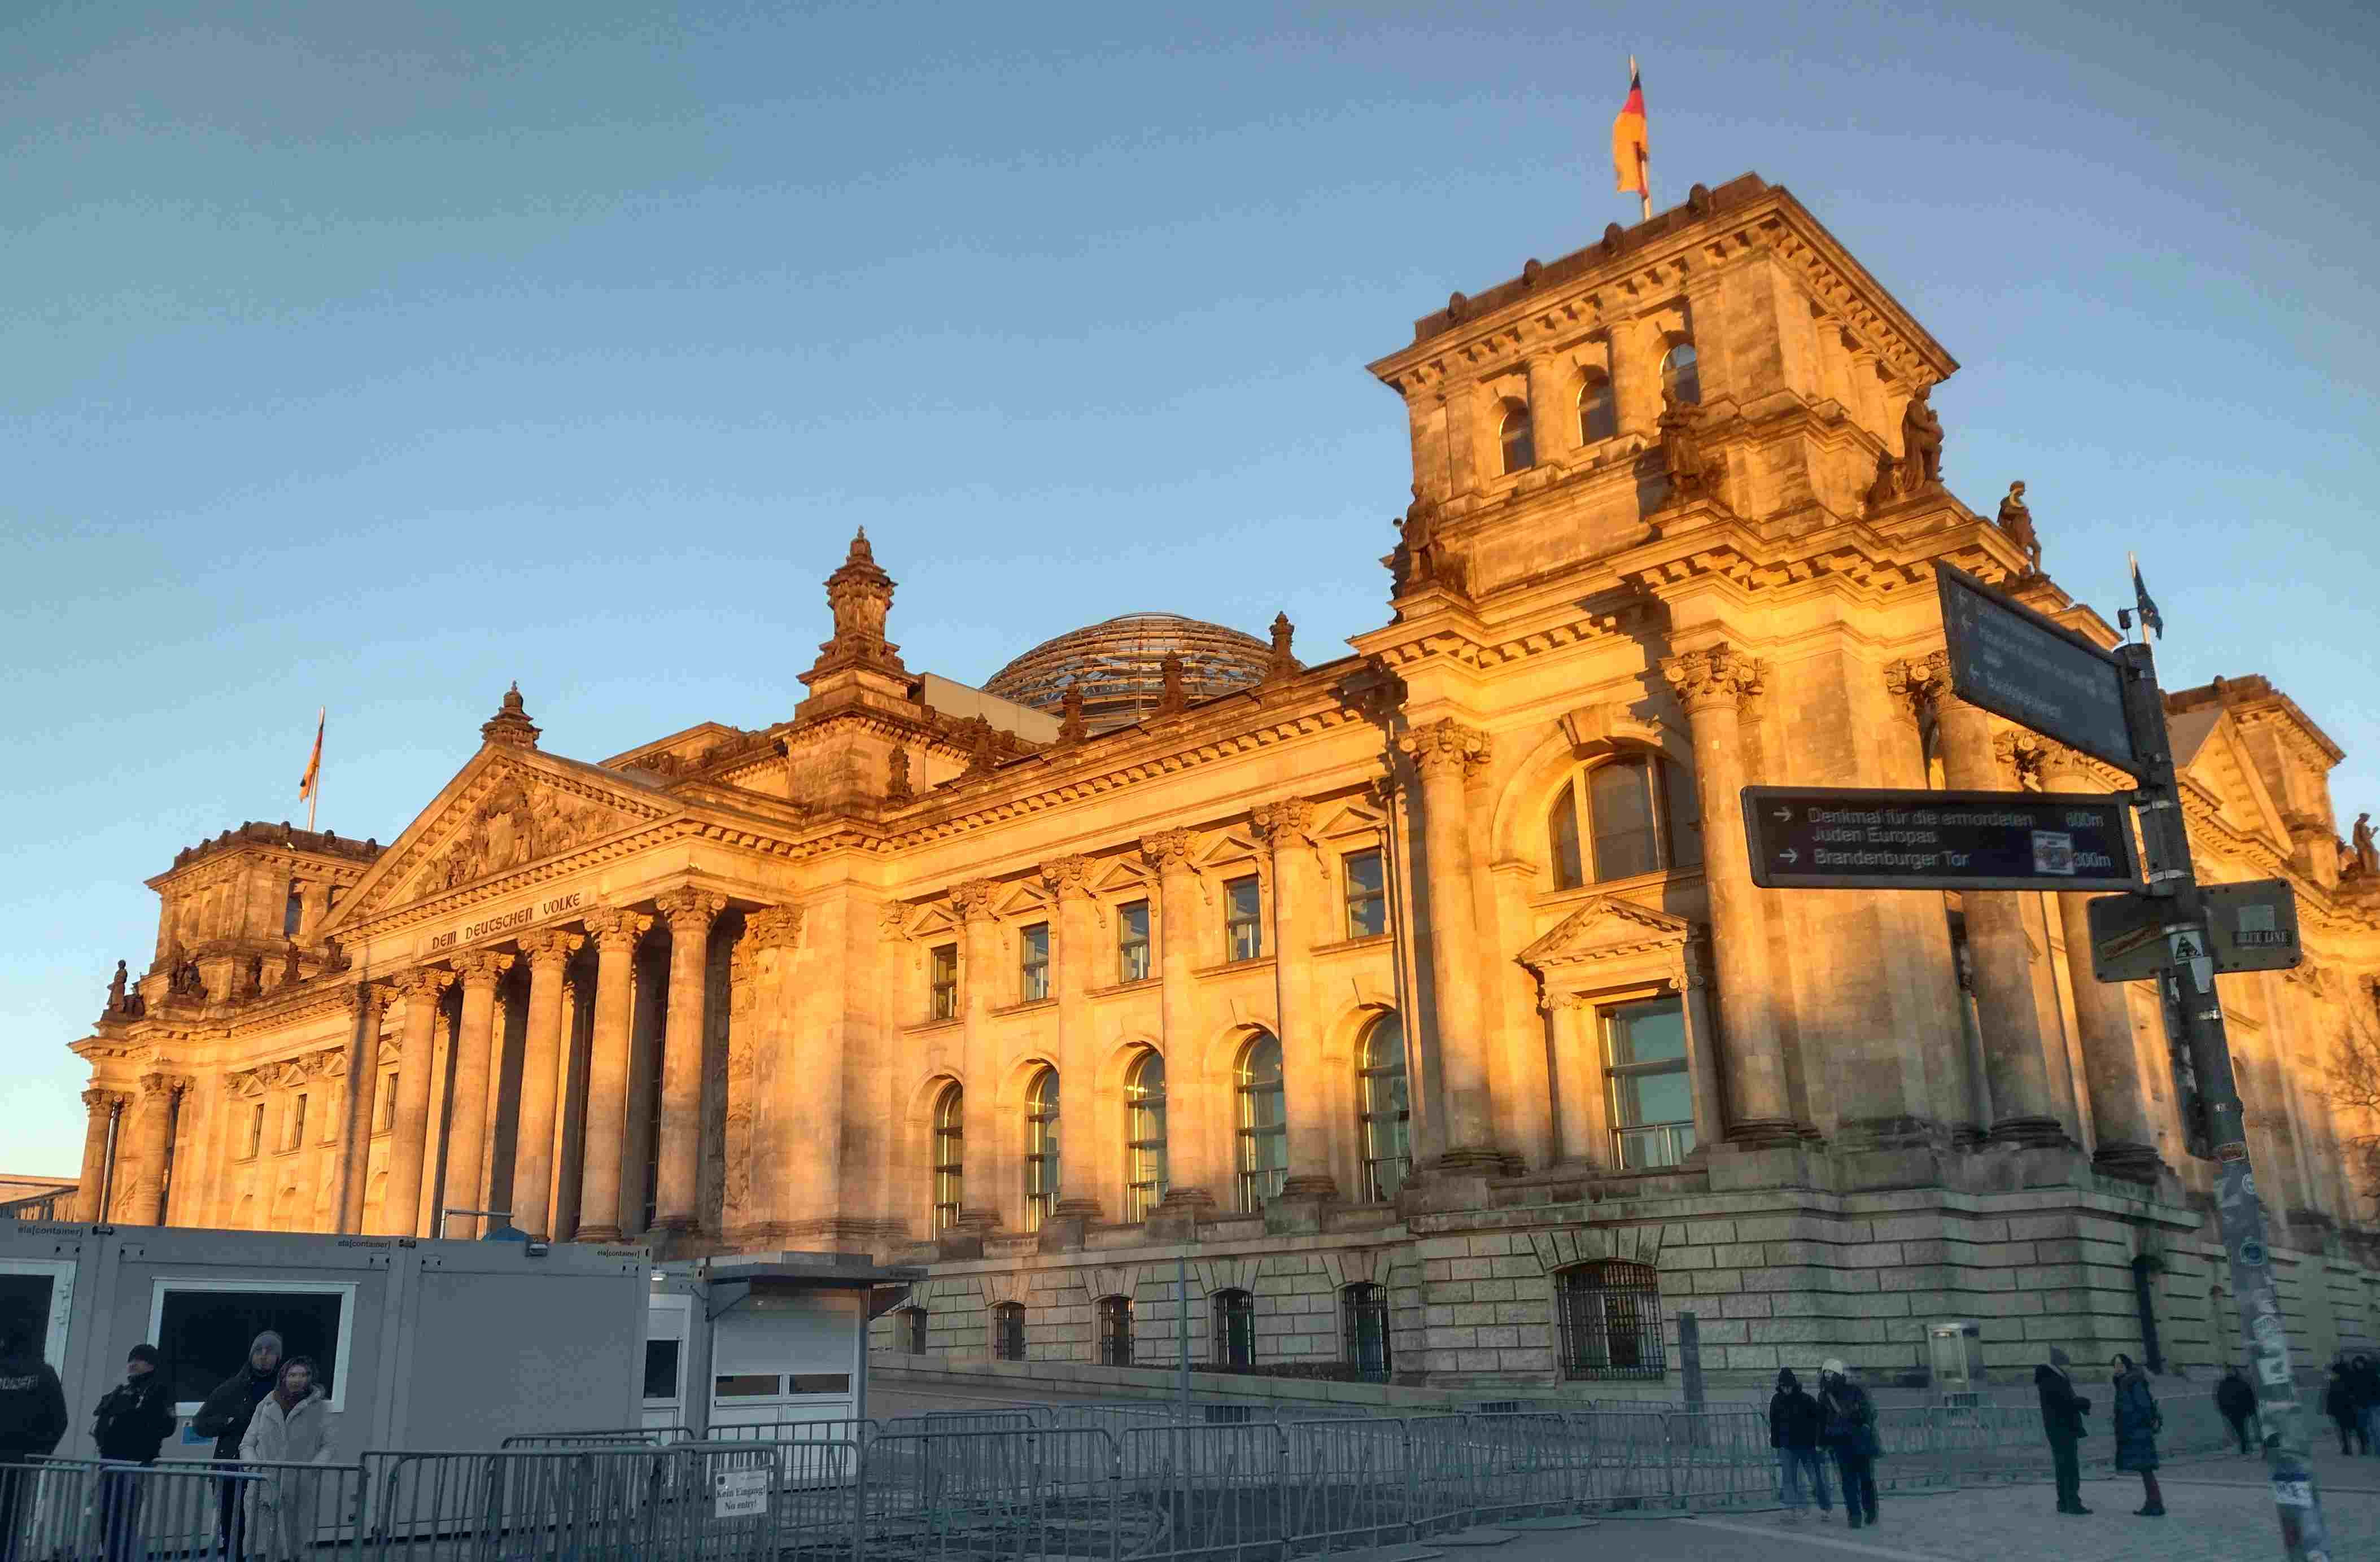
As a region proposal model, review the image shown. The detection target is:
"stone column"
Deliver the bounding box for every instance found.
[380,969,452,1236]
[75,1090,120,1222]
[949,879,1004,1231]
[510,930,584,1239]
[127,1073,184,1226]
[740,907,805,1236]
[574,908,650,1242]
[1660,646,1804,1145]
[1397,720,1503,1167]
[441,950,514,1231]
[650,889,724,1236]
[1254,798,1339,1198]
[1898,655,2073,1148]
[1145,832,1219,1222]
[1525,354,1567,469]
[551,964,594,1240]
[1041,857,1105,1222]
[334,983,391,1232]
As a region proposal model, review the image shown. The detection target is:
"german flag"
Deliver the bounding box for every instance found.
[1612,62,1648,197]
[298,707,324,801]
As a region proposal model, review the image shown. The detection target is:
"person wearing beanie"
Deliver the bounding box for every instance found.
[91,1342,180,1562]
[239,1357,337,1562]
[2035,1346,2094,1515]
[190,1330,283,1557]
[1816,1360,1880,1530]
[1768,1366,1832,1523]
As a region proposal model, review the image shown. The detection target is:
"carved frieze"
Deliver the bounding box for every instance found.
[408,776,639,900]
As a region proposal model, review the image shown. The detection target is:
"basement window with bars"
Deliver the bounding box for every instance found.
[992,1302,1026,1362]
[1556,1261,1665,1381]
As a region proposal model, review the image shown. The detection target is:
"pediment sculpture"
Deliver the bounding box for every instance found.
[410,778,639,898]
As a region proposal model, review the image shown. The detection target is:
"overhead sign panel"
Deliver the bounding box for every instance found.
[1936,563,2139,776]
[2087,879,2303,985]
[1743,786,2141,892]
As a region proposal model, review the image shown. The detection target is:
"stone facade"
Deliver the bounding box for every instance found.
[65,174,2380,1389]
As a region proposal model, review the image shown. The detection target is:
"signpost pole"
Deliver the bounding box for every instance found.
[2115,637,2327,1559]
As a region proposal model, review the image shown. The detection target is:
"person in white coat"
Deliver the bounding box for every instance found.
[237,1359,337,1561]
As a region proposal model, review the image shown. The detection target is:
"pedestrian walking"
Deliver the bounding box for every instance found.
[2110,1354,2165,1517]
[91,1344,180,1562]
[0,1327,68,1562]
[237,1359,335,1562]
[2324,1362,2364,1455]
[2214,1366,2257,1455]
[2352,1354,2380,1454]
[190,1330,282,1558]
[1816,1359,1879,1530]
[1768,1367,1833,1523]
[2034,1346,2093,1515]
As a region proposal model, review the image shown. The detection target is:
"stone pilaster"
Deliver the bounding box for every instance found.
[574,907,650,1242]
[1144,830,1218,1231]
[650,887,725,1239]
[1396,720,1504,1171]
[380,968,452,1236]
[1253,799,1338,1209]
[1041,856,1104,1228]
[737,906,804,1241]
[949,878,1003,1232]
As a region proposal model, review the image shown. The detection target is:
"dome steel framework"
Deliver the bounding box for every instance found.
[984,612,1281,734]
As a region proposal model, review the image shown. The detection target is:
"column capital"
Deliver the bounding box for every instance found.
[1882,649,1952,718]
[82,1087,124,1113]
[1250,798,1317,848]
[518,929,585,970]
[583,905,653,951]
[1398,719,1491,778]
[1040,856,1095,901]
[1140,829,1198,875]
[948,878,998,922]
[1661,645,1766,714]
[453,949,514,988]
[343,982,392,1021]
[391,967,456,1005]
[654,886,727,933]
[136,1071,190,1099]
[744,904,804,951]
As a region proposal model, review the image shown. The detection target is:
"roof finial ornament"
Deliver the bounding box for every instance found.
[481,682,541,749]
[1057,686,1088,746]
[815,528,905,675]
[1155,652,1189,716]
[1264,613,1297,684]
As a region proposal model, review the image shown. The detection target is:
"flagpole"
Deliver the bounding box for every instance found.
[1631,55,1649,221]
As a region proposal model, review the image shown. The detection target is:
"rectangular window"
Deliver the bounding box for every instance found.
[1588,762,1663,881]
[788,1373,853,1394]
[1343,850,1387,939]
[643,1339,682,1401]
[1225,876,1263,962]
[286,1094,308,1153]
[714,1374,781,1399]
[150,1283,353,1414]
[1117,900,1152,984]
[1603,997,1695,1170]
[245,1104,265,1160]
[1019,923,1050,1003]
[375,1074,398,1133]
[929,943,959,1021]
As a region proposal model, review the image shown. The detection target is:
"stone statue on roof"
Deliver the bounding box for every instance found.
[1997,481,2041,570]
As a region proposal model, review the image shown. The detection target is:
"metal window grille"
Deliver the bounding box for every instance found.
[992,1302,1025,1362]
[1125,1053,1168,1219]
[1342,1283,1391,1378]
[932,1086,964,1231]
[1024,1069,1060,1232]
[1235,1034,1286,1212]
[1556,1260,1666,1380]
[1098,1296,1134,1367]
[1019,923,1050,1003]
[1225,876,1263,962]
[1213,1289,1255,1368]
[905,1306,928,1355]
[1117,900,1152,983]
[929,943,959,1021]
[1343,849,1387,939]
[1357,1015,1412,1203]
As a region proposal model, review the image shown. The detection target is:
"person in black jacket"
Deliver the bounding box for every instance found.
[189,1331,282,1559]
[2353,1355,2380,1455]
[1768,1367,1833,1523]
[2324,1362,2363,1455]
[92,1344,180,1562]
[2214,1366,2257,1455]
[1817,1359,1880,1530]
[2036,1346,2093,1515]
[0,1325,69,1562]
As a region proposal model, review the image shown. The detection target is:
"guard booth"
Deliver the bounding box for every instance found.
[646,1252,921,1440]
[1928,1320,1986,1406]
[0,1219,647,1456]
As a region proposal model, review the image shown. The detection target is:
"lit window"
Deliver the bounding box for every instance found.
[1357,1014,1411,1202]
[1214,1289,1255,1368]
[1579,373,1618,443]
[1098,1296,1134,1367]
[1125,1052,1168,1220]
[1020,923,1050,1003]
[1118,899,1152,983]
[1546,756,1701,890]
[1604,997,1695,1170]
[1499,400,1535,474]
[1235,1033,1286,1212]
[1343,850,1386,940]
[992,1302,1026,1362]
[1661,343,1700,405]
[1225,876,1263,963]
[932,1084,964,1231]
[1343,1283,1391,1378]
[1024,1068,1061,1231]
[1557,1260,1665,1380]
[929,943,958,1021]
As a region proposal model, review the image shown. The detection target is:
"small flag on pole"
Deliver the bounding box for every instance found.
[1612,59,1649,221]
[298,707,324,830]
[2128,553,2164,641]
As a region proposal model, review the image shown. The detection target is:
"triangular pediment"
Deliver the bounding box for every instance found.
[1517,894,1692,971]
[2178,710,2294,856]
[323,747,681,932]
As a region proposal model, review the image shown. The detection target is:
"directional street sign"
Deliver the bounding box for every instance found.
[1742,786,2142,892]
[1937,562,2139,776]
[2087,878,2303,985]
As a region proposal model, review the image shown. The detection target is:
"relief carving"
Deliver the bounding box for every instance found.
[411,778,636,898]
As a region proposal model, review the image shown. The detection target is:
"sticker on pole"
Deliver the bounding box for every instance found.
[714,1468,770,1519]
[2273,1478,2315,1508]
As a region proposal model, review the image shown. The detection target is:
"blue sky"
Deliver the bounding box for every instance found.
[6,2,2377,1176]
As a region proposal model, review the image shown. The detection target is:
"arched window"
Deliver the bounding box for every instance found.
[1498,400,1535,474]
[932,1084,964,1232]
[1234,1033,1286,1213]
[1578,373,1618,444]
[1024,1067,1060,1231]
[1357,1014,1411,1202]
[1661,342,1700,405]
[901,1305,928,1356]
[1214,1289,1256,1368]
[992,1302,1026,1362]
[1098,1295,1134,1367]
[1125,1051,1168,1220]
[1342,1283,1391,1378]
[1555,1260,1665,1380]
[1545,756,1702,890]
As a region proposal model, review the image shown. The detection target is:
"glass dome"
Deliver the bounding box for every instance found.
[984,612,1282,734]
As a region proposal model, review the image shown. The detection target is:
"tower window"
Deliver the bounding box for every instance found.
[1125,1051,1168,1220]
[1661,343,1700,405]
[1024,1067,1060,1232]
[932,1084,964,1231]
[1019,922,1050,1003]
[1499,400,1535,474]
[283,886,304,938]
[1343,850,1386,940]
[1357,1013,1412,1202]
[929,943,959,1021]
[1118,899,1151,983]
[1235,1032,1286,1212]
[1579,373,1618,443]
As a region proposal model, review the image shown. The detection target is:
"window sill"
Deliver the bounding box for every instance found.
[1531,867,1702,908]
[1087,975,1162,1000]
[1309,932,1392,958]
[991,996,1057,1018]
[902,1016,965,1038]
[1193,955,1274,979]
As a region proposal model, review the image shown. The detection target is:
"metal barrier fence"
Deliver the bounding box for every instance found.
[2,1458,259,1561]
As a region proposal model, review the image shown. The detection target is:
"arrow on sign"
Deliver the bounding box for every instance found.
[1778,849,1799,865]
[1773,807,1793,822]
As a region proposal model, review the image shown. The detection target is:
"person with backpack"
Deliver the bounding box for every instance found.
[2110,1354,2165,1517]
[91,1343,180,1561]
[2035,1346,2093,1515]
[0,1327,68,1562]
[1768,1367,1832,1524]
[1817,1359,1880,1531]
